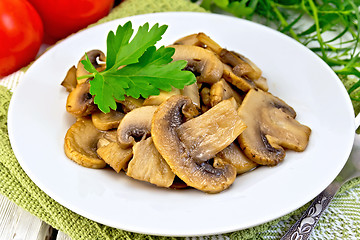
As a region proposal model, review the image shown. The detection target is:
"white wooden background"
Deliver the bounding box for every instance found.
[0,194,70,240]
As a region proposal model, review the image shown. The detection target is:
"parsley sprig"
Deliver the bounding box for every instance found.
[79,21,196,113]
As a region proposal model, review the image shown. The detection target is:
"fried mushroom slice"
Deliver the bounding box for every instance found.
[126,137,175,188]
[176,98,247,161]
[195,32,266,89]
[216,143,258,174]
[253,76,268,92]
[143,88,181,106]
[210,79,243,107]
[173,33,205,47]
[96,130,132,172]
[61,66,77,92]
[222,64,255,92]
[64,118,106,168]
[92,109,125,131]
[237,89,311,166]
[180,83,201,108]
[196,32,223,54]
[66,81,97,117]
[220,49,262,81]
[117,106,158,148]
[97,142,132,173]
[117,96,144,113]
[97,130,118,149]
[200,86,211,107]
[169,44,223,84]
[151,95,241,193]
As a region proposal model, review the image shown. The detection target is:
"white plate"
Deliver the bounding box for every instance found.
[8,12,355,236]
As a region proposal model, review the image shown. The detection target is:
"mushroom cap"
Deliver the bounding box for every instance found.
[64,118,106,168]
[61,65,77,92]
[117,106,158,148]
[237,89,311,166]
[169,44,223,84]
[151,95,239,193]
[66,81,97,117]
[92,109,124,131]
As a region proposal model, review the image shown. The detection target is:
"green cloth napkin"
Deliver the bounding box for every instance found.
[1,0,360,239]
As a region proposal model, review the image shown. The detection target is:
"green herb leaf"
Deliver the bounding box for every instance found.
[106,21,168,71]
[82,22,196,113]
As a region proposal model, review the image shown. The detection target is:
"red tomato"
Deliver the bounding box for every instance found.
[28,0,114,44]
[0,0,43,77]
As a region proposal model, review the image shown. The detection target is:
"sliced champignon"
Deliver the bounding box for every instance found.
[253,76,268,92]
[195,32,223,55]
[200,86,211,113]
[237,89,311,166]
[222,64,255,92]
[151,95,242,193]
[169,44,223,84]
[220,49,262,81]
[126,137,175,188]
[76,50,106,84]
[97,142,132,173]
[117,106,158,148]
[180,82,201,108]
[210,79,243,107]
[97,130,117,149]
[173,33,205,47]
[117,96,144,113]
[176,97,246,161]
[143,88,181,106]
[92,109,124,131]
[61,66,77,92]
[194,32,266,90]
[66,81,97,117]
[64,118,106,168]
[209,80,226,106]
[216,143,258,174]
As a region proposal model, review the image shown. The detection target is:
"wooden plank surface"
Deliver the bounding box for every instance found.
[56,231,72,240]
[0,194,55,240]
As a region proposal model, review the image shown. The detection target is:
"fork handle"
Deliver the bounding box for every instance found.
[280,181,341,240]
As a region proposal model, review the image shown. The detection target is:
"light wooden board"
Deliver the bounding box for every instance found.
[0,194,54,240]
[56,231,72,240]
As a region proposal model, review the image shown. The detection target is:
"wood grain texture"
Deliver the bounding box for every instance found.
[0,194,53,240]
[56,231,72,240]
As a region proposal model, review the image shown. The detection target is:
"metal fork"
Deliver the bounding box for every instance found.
[281,115,360,240]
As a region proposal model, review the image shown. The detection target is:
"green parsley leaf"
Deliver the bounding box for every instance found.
[106,21,168,70]
[81,22,196,113]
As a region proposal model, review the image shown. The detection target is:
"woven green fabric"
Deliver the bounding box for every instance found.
[1,0,360,239]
